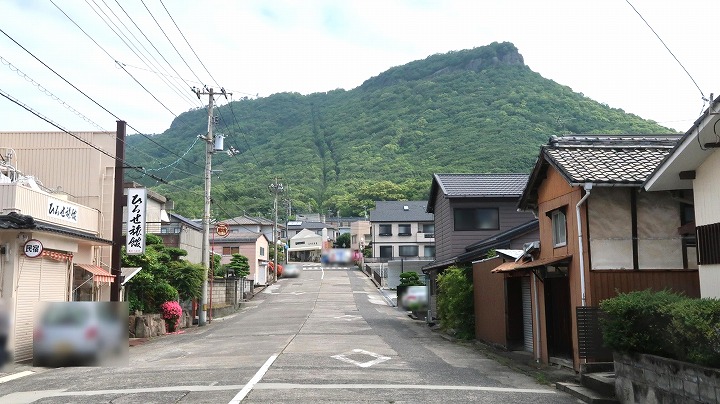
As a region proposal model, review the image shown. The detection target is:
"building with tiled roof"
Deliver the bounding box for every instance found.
[368,201,435,261]
[494,134,699,373]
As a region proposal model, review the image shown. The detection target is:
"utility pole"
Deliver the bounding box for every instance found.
[193,86,229,326]
[268,177,283,283]
[110,120,126,302]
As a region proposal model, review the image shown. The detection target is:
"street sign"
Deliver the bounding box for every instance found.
[216,223,229,237]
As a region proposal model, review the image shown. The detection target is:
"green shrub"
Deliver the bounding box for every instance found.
[665,298,720,367]
[600,289,684,357]
[399,271,424,286]
[601,289,720,367]
[436,266,474,339]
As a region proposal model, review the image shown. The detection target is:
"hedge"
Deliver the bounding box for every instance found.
[600,289,720,368]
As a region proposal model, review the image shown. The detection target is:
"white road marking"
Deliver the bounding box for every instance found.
[262,284,281,294]
[331,348,391,368]
[334,314,362,321]
[0,370,34,383]
[0,381,556,403]
[227,354,278,404]
[254,383,557,394]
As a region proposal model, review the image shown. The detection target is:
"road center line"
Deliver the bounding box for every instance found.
[227,354,278,404]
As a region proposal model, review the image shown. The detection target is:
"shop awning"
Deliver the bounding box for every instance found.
[492,255,572,273]
[74,264,115,283]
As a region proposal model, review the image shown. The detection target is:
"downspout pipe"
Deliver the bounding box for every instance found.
[576,183,593,307]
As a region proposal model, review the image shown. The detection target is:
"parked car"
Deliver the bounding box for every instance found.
[400,286,428,311]
[282,263,301,278]
[33,302,127,367]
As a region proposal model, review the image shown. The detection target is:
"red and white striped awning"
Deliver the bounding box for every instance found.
[74,264,115,284]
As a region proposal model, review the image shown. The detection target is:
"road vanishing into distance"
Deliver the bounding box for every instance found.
[0,264,576,403]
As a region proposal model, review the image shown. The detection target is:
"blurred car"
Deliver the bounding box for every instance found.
[400,286,428,312]
[281,263,301,278]
[33,302,128,367]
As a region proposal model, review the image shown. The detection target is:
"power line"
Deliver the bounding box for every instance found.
[0,25,205,173]
[111,0,202,107]
[84,0,199,108]
[140,0,205,86]
[624,0,706,102]
[0,87,167,184]
[159,0,220,87]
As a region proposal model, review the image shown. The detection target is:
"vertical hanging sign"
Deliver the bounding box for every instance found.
[126,188,147,255]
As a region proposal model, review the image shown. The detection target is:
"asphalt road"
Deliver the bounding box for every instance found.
[0,264,578,403]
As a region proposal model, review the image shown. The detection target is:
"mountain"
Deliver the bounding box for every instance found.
[125,42,674,220]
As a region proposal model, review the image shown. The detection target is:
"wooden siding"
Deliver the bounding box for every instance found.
[434,196,534,262]
[473,257,507,347]
[589,270,700,303]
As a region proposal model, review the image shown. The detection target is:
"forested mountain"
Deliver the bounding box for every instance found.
[126,42,674,220]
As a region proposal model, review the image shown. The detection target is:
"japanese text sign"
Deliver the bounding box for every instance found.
[126,188,147,255]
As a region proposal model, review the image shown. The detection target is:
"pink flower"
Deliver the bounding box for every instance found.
[161,301,182,320]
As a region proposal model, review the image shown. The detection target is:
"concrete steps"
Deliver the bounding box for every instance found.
[556,370,618,403]
[556,382,618,404]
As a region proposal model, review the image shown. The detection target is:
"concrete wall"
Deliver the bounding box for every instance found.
[614,352,720,403]
[386,260,433,289]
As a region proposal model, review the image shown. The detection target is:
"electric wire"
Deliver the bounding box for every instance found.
[159,0,219,87]
[0,87,167,184]
[111,0,202,106]
[624,0,706,102]
[48,0,181,120]
[140,0,205,85]
[85,0,199,108]
[0,25,205,173]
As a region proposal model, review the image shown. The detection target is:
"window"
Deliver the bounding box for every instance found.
[351,235,357,244]
[552,209,567,247]
[454,208,499,231]
[421,224,435,233]
[222,246,239,255]
[379,246,393,258]
[378,224,392,236]
[424,245,436,258]
[260,247,265,256]
[174,227,181,234]
[398,224,411,236]
[398,245,418,257]
[161,228,168,234]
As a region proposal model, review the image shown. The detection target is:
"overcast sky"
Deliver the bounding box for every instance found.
[1,0,719,139]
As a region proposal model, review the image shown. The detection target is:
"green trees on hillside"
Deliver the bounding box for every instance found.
[125,42,675,220]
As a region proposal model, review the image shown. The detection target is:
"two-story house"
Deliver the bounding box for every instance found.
[423,173,535,319]
[0,171,112,362]
[158,212,203,265]
[368,201,435,261]
[211,231,269,286]
[497,135,700,372]
[645,97,720,299]
[223,215,283,245]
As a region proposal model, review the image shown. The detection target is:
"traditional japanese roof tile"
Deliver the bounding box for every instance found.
[427,173,529,213]
[519,135,681,211]
[369,201,433,222]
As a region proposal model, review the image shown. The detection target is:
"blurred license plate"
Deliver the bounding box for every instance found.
[54,343,73,354]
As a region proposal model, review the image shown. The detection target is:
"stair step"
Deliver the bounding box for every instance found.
[581,372,616,397]
[556,382,619,404]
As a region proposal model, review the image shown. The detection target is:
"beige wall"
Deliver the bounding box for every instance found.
[1,131,116,266]
[695,149,720,298]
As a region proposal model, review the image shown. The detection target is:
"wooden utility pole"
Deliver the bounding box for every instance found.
[110,120,126,302]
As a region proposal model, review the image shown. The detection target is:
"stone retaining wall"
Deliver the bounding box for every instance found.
[614,352,720,403]
[129,311,192,338]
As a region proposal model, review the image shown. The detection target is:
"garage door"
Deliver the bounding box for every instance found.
[14,256,69,361]
[522,276,534,353]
